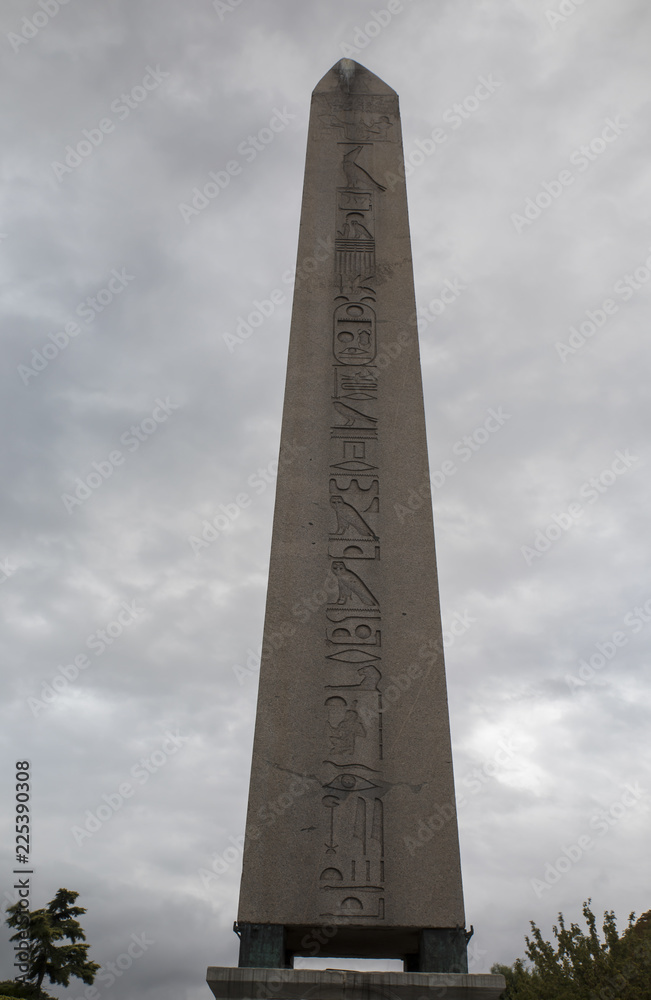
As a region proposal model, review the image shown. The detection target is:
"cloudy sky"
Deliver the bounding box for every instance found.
[1,0,650,997]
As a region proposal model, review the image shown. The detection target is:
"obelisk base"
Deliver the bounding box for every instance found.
[207,967,506,1000]
[235,923,471,972]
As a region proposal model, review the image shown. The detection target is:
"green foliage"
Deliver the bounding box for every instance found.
[492,900,651,1000]
[5,889,99,994]
[0,982,55,999]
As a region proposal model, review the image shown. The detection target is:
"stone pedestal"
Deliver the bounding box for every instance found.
[207,967,506,1000]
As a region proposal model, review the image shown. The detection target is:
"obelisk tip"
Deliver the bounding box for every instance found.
[313,59,396,97]
[338,59,357,88]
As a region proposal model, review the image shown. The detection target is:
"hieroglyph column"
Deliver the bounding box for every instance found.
[235,60,467,972]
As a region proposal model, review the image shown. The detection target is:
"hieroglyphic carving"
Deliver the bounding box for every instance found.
[337,273,376,301]
[338,212,374,241]
[318,125,387,923]
[342,146,387,192]
[326,602,380,617]
[333,401,377,428]
[330,495,377,538]
[328,96,395,116]
[326,664,382,689]
[330,459,377,474]
[335,147,380,278]
[331,429,377,445]
[331,561,378,607]
[339,191,373,212]
[334,367,378,400]
[326,619,381,647]
[322,795,340,854]
[328,541,380,561]
[318,777,385,918]
[326,648,380,662]
[330,476,378,506]
[333,303,376,364]
[325,697,374,757]
[319,111,393,142]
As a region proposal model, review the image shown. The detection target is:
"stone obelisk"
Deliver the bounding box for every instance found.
[208,60,505,1000]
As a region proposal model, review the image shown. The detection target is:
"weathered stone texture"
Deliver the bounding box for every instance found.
[237,60,465,957]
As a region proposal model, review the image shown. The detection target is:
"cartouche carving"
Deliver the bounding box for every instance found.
[333,303,376,365]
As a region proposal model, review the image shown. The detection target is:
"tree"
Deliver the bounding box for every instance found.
[0,983,55,999]
[492,900,651,1000]
[5,888,99,996]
